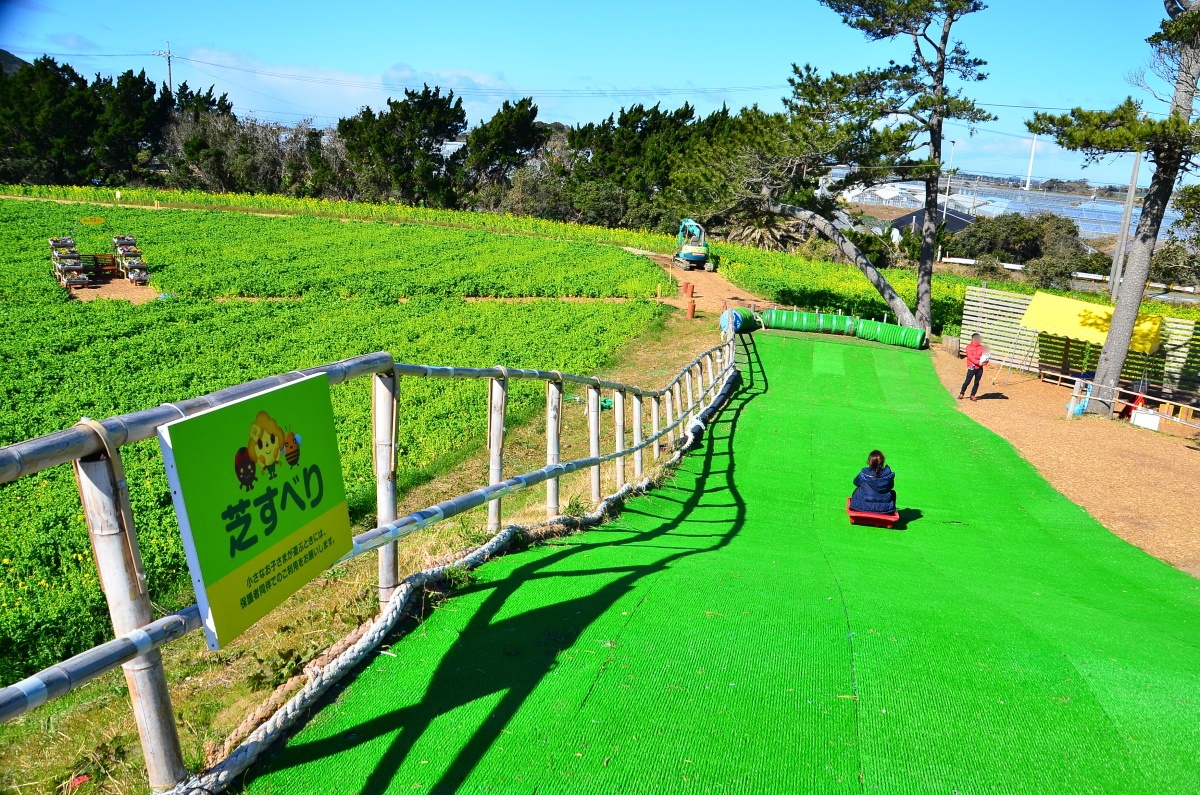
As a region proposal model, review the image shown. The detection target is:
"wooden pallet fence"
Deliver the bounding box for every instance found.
[958,287,1035,371]
[1159,317,1200,397]
[958,286,1200,402]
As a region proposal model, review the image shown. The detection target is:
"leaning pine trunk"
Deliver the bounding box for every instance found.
[915,164,942,334]
[765,197,919,328]
[1088,160,1182,413]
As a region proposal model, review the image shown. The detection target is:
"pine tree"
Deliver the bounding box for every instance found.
[1030,1,1200,413]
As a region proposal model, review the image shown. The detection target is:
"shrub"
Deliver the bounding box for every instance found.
[1024,256,1078,290]
[970,254,1010,281]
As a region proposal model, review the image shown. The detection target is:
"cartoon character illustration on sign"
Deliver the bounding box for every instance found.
[234,447,257,490]
[248,411,285,480]
[283,431,302,466]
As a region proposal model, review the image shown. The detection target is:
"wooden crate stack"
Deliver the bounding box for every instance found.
[113,235,150,284]
[49,237,88,288]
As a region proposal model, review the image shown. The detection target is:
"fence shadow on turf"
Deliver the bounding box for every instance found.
[240,336,767,794]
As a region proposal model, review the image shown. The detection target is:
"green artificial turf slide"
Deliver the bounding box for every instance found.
[241,332,1200,794]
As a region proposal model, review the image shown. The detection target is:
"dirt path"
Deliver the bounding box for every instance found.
[930,347,1200,577]
[624,249,768,313]
[69,279,158,304]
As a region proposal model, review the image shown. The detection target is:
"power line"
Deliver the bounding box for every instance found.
[0,46,1180,115]
[944,121,1036,140]
[4,43,1182,138]
[170,56,785,98]
[977,101,1166,117]
[0,47,148,57]
[1,47,794,98]
[239,107,342,120]
[180,60,332,116]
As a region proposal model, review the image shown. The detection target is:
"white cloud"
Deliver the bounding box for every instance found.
[46,32,99,51]
[165,48,759,130]
[175,48,534,128]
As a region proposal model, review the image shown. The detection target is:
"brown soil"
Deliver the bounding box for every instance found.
[849,203,913,222]
[68,278,158,305]
[461,296,629,303]
[629,250,769,314]
[1089,234,1119,257]
[213,296,301,303]
[930,346,1200,577]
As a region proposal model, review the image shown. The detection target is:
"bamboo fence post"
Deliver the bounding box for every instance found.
[664,387,675,445]
[700,355,710,405]
[587,384,601,502]
[487,375,508,534]
[673,382,683,433]
[685,368,696,421]
[632,393,644,479]
[373,367,399,609]
[614,390,626,488]
[74,444,187,791]
[651,395,661,459]
[545,379,563,518]
[1065,380,1081,420]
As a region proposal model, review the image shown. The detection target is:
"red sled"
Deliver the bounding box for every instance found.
[846,498,900,528]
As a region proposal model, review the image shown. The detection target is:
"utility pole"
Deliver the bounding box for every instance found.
[151,41,173,95]
[1024,133,1038,191]
[1110,151,1142,300]
[942,140,956,222]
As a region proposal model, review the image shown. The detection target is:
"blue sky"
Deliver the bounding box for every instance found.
[0,0,1180,187]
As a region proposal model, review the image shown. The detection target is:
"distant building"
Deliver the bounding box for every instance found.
[891,207,975,235]
[842,183,925,209]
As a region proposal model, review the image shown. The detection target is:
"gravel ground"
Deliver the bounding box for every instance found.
[69,277,158,304]
[931,346,1200,577]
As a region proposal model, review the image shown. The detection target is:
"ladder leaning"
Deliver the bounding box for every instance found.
[991,325,1039,386]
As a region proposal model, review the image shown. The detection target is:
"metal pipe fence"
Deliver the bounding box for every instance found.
[0,336,738,791]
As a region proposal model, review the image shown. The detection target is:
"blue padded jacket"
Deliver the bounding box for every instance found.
[850,465,897,514]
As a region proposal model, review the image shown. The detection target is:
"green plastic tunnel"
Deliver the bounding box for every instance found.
[760,309,855,336]
[855,319,926,349]
[720,307,759,335]
[761,309,925,350]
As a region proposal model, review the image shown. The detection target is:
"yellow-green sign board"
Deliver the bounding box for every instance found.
[158,375,351,649]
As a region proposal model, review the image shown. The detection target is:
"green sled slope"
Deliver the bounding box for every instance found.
[241,332,1200,794]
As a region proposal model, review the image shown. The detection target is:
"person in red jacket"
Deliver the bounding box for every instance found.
[959,333,987,401]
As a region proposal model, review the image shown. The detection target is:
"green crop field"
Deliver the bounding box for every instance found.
[0,199,672,684]
[0,185,678,255]
[12,184,1197,333]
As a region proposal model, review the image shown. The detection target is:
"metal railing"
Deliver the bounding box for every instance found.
[1065,376,1200,430]
[0,335,738,790]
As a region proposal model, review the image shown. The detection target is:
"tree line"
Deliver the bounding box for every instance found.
[0,56,735,233]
